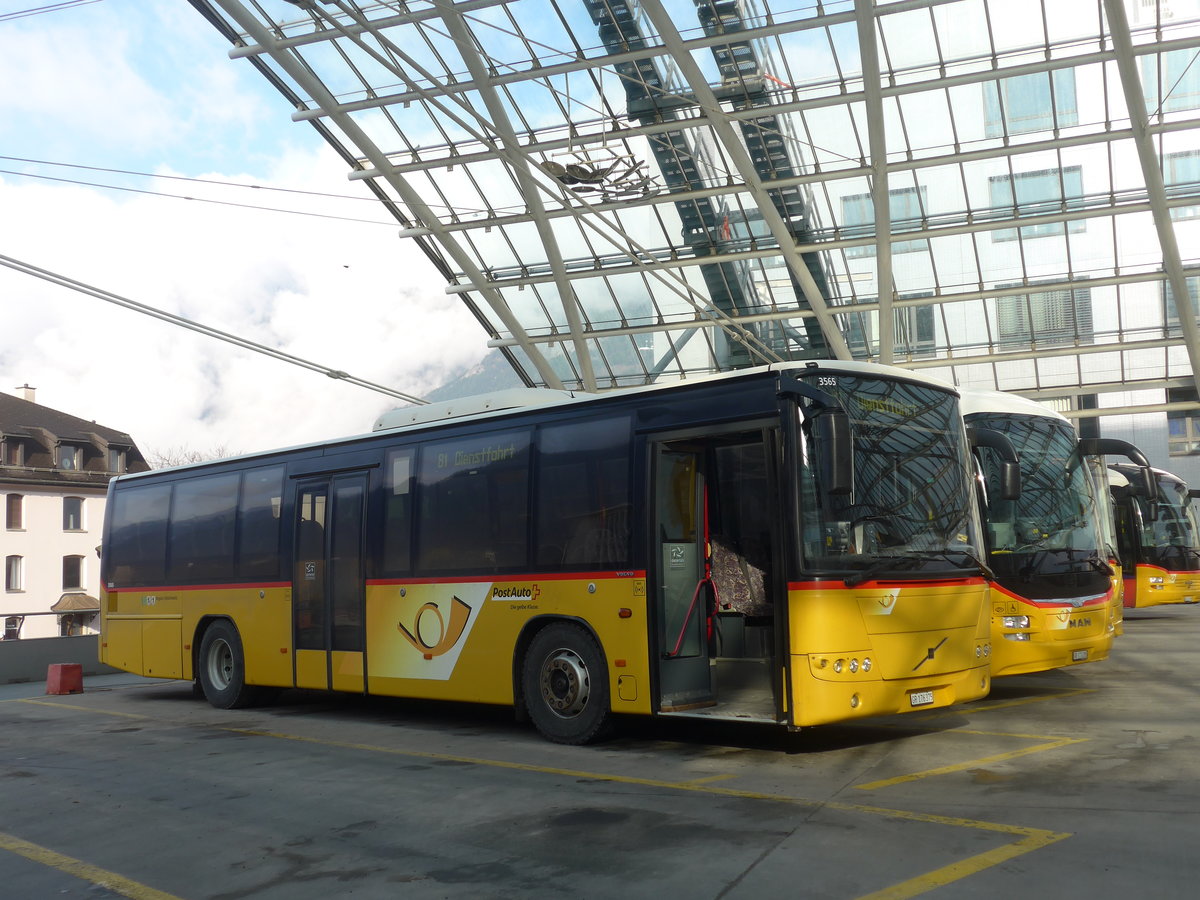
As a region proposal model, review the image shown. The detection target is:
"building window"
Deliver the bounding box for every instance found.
[3,616,22,640]
[1,438,23,466]
[58,444,81,470]
[63,555,84,590]
[108,447,127,473]
[1164,150,1200,220]
[5,494,22,530]
[841,186,929,258]
[5,555,22,592]
[1168,388,1200,457]
[996,283,1093,348]
[63,497,84,531]
[895,303,937,356]
[984,69,1079,137]
[990,166,1085,241]
[1163,274,1199,334]
[1142,49,1200,115]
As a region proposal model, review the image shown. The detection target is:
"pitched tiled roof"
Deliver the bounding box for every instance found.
[0,392,149,488]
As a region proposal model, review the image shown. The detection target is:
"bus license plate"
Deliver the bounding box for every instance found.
[1072,650,1088,661]
[909,690,934,707]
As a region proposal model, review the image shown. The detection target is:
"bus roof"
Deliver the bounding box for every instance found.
[114,360,961,485]
[958,387,1070,422]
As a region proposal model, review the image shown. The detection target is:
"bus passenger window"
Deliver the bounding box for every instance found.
[535,417,631,569]
[238,465,284,580]
[106,483,172,586]
[416,431,530,573]
[167,474,240,583]
[382,449,414,574]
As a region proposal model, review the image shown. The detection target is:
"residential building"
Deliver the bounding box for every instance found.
[1,385,148,640]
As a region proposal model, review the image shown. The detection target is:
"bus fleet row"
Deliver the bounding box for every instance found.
[97,362,1200,743]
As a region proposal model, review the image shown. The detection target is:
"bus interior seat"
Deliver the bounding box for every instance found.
[710,535,770,617]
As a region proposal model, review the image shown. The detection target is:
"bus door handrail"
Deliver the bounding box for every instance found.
[664,576,714,659]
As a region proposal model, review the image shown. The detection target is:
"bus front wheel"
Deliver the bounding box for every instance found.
[198,620,261,709]
[522,622,612,744]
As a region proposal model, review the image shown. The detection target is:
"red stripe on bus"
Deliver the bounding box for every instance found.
[988,581,1112,609]
[369,570,647,586]
[787,577,985,590]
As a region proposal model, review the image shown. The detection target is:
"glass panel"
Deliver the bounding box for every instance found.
[5,494,21,530]
[535,416,631,568]
[990,166,1085,241]
[417,430,530,573]
[382,449,415,576]
[63,497,83,531]
[63,555,83,590]
[107,483,172,586]
[167,474,240,583]
[797,373,982,576]
[238,466,284,581]
[295,487,328,651]
[329,479,365,652]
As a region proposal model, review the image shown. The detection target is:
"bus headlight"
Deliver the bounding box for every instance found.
[1002,615,1030,628]
[833,659,844,674]
[861,657,872,673]
[1004,632,1032,641]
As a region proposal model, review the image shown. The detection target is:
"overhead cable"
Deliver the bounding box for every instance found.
[0,252,428,406]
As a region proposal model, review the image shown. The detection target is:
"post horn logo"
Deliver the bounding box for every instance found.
[398,596,473,660]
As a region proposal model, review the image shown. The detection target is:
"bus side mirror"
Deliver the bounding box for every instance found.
[1078,437,1157,499]
[967,426,1021,501]
[815,408,853,496]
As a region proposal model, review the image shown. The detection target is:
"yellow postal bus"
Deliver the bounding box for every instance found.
[100,363,992,743]
[961,390,1150,676]
[1111,465,1200,608]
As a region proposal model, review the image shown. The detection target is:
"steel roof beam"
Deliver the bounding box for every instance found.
[855,0,895,364]
[211,0,567,390]
[437,2,598,390]
[1104,0,1200,396]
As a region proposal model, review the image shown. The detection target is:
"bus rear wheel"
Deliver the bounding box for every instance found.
[198,620,262,709]
[522,622,611,744]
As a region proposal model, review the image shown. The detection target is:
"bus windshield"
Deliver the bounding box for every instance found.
[1138,475,1200,569]
[798,374,983,579]
[972,413,1109,582]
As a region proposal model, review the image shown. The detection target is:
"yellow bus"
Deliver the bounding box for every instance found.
[100,363,992,743]
[961,390,1151,676]
[1110,465,1200,608]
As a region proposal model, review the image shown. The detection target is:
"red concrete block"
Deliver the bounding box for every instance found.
[46,663,84,695]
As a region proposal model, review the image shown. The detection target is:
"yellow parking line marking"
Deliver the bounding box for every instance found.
[679,774,736,785]
[0,832,184,900]
[853,828,1070,900]
[19,698,149,720]
[907,688,1095,721]
[21,697,1072,898]
[854,735,1088,790]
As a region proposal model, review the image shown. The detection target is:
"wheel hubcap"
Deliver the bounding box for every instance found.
[539,648,590,718]
[207,638,233,691]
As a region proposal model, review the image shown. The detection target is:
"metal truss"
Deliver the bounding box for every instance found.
[191,0,1200,421]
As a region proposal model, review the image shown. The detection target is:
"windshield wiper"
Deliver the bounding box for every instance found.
[909,549,996,582]
[844,555,921,588]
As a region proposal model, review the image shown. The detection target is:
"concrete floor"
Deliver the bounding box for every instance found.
[1,605,1198,899]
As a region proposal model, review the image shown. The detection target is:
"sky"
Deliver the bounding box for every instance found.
[0,1,487,461]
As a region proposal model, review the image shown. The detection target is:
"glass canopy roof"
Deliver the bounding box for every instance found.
[191,0,1200,419]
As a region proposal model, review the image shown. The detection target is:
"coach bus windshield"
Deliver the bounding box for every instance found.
[1138,475,1200,570]
[797,374,983,580]
[971,413,1110,592]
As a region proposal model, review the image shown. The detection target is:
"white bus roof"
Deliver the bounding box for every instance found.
[958,387,1070,423]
